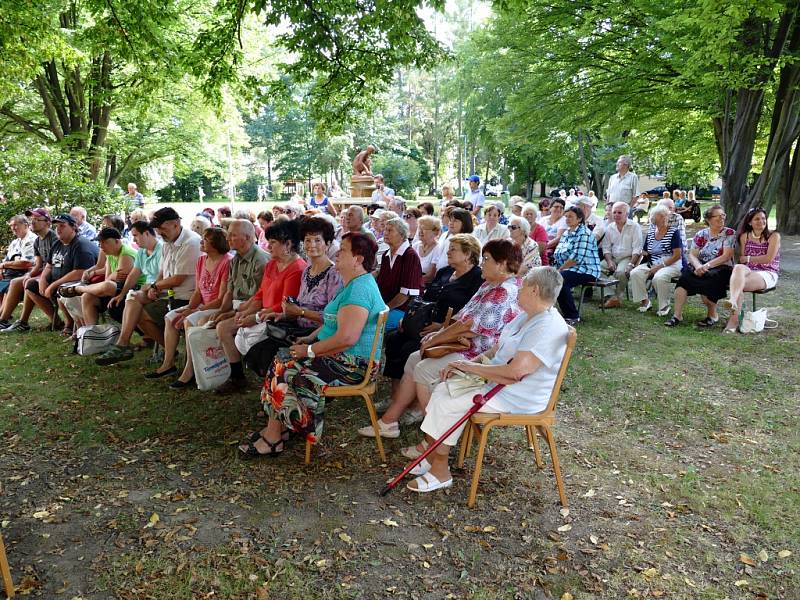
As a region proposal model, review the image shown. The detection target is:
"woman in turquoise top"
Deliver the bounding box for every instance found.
[240,232,387,458]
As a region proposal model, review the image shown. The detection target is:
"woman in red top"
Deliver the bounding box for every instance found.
[522,203,549,265]
[212,220,307,395]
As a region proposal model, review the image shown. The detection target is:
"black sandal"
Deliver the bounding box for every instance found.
[245,429,290,444]
[238,436,284,460]
[664,316,682,327]
[696,316,719,328]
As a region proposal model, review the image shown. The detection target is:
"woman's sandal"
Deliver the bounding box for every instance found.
[407,472,453,493]
[696,316,719,328]
[238,436,285,460]
[245,429,290,445]
[664,316,682,327]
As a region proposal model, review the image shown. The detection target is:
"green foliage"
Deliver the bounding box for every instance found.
[0,144,126,246]
[237,173,268,202]
[373,155,421,198]
[155,171,224,203]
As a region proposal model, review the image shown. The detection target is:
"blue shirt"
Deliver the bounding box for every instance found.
[645,225,685,268]
[319,273,387,359]
[464,188,485,208]
[553,224,601,278]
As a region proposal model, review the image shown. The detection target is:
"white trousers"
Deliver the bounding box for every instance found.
[600,257,632,297]
[629,262,682,310]
[62,296,84,322]
[165,307,219,327]
[420,381,508,447]
[403,350,463,391]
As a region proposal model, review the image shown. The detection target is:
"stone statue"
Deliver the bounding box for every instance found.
[352,145,378,176]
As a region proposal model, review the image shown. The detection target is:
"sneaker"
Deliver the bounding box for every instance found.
[1,320,30,333]
[399,409,425,426]
[357,419,400,439]
[637,300,652,313]
[656,305,671,317]
[0,319,11,330]
[95,345,134,366]
[564,318,581,326]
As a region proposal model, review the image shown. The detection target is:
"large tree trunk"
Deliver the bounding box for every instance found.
[777,137,800,233]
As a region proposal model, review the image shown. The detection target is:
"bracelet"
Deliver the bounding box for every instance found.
[255,312,263,324]
[301,309,305,317]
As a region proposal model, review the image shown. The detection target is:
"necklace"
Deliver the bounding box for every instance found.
[305,263,333,290]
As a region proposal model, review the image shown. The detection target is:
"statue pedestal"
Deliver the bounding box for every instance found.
[350,176,375,199]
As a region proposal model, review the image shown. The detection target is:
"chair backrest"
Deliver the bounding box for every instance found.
[355,309,389,387]
[542,326,577,414]
[443,306,454,327]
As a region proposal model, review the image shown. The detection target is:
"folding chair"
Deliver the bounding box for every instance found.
[457,327,577,508]
[305,309,390,464]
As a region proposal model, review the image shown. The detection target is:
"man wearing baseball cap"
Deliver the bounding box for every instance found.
[0,209,57,330]
[464,175,485,218]
[575,196,605,242]
[96,207,200,365]
[0,215,36,303]
[4,213,98,333]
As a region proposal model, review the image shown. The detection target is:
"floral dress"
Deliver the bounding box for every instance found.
[520,237,542,273]
[456,277,521,359]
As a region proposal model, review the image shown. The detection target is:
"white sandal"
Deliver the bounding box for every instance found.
[401,440,428,459]
[357,418,400,438]
[637,300,652,313]
[407,472,453,493]
[409,458,432,476]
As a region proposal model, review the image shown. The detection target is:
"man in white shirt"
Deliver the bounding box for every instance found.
[464,175,485,217]
[607,155,639,211]
[96,207,200,365]
[0,215,37,301]
[600,202,643,308]
[371,174,395,204]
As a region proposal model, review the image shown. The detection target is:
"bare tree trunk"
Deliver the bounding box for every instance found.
[777,137,800,233]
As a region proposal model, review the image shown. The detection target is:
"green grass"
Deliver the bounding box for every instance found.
[1,271,799,598]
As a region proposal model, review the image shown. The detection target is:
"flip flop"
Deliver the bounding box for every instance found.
[407,472,453,493]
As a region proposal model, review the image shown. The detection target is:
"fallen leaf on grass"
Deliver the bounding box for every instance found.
[734,580,749,587]
[641,567,659,580]
[739,553,757,567]
[557,524,572,532]
[561,594,573,600]
[144,513,159,528]
[589,535,599,545]
[778,550,792,558]
[382,518,399,527]
[583,489,595,498]
[338,533,353,544]
[757,549,768,562]
[559,508,570,518]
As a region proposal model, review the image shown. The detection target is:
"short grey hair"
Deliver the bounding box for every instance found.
[230,218,255,240]
[508,215,530,236]
[191,215,211,235]
[348,205,366,224]
[649,204,670,224]
[70,206,87,218]
[384,216,409,239]
[522,266,563,304]
[233,209,251,220]
[9,214,30,226]
[522,203,539,220]
[617,155,632,167]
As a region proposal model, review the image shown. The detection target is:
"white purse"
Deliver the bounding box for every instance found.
[739,308,778,333]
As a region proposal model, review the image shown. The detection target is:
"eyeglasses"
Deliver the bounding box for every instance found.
[710,213,726,219]
[403,214,414,219]
[508,225,521,230]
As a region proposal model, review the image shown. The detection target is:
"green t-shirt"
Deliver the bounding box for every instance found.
[107,244,145,285]
[319,273,387,359]
[133,241,162,285]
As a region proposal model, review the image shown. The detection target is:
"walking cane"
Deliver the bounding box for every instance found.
[380,380,506,496]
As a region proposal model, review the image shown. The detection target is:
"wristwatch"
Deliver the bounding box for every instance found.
[307,344,315,358]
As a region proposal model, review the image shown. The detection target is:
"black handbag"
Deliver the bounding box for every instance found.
[401,298,438,339]
[264,320,315,342]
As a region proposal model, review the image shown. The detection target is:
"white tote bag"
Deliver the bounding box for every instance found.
[76,324,120,355]
[739,308,778,334]
[187,326,231,390]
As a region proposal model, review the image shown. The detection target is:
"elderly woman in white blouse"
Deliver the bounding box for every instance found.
[412,215,445,285]
[508,215,542,277]
[473,203,509,246]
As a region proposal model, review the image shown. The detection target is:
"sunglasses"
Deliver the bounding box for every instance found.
[508,225,521,230]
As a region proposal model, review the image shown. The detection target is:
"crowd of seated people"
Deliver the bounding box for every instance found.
[0,186,783,494]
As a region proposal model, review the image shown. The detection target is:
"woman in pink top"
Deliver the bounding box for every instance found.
[723,208,781,333]
[149,228,231,378]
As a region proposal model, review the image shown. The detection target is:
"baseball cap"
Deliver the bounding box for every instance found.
[150,207,181,227]
[53,213,77,227]
[25,208,51,220]
[468,175,480,183]
[96,226,122,241]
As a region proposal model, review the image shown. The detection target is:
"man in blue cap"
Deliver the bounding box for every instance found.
[464,175,485,218]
